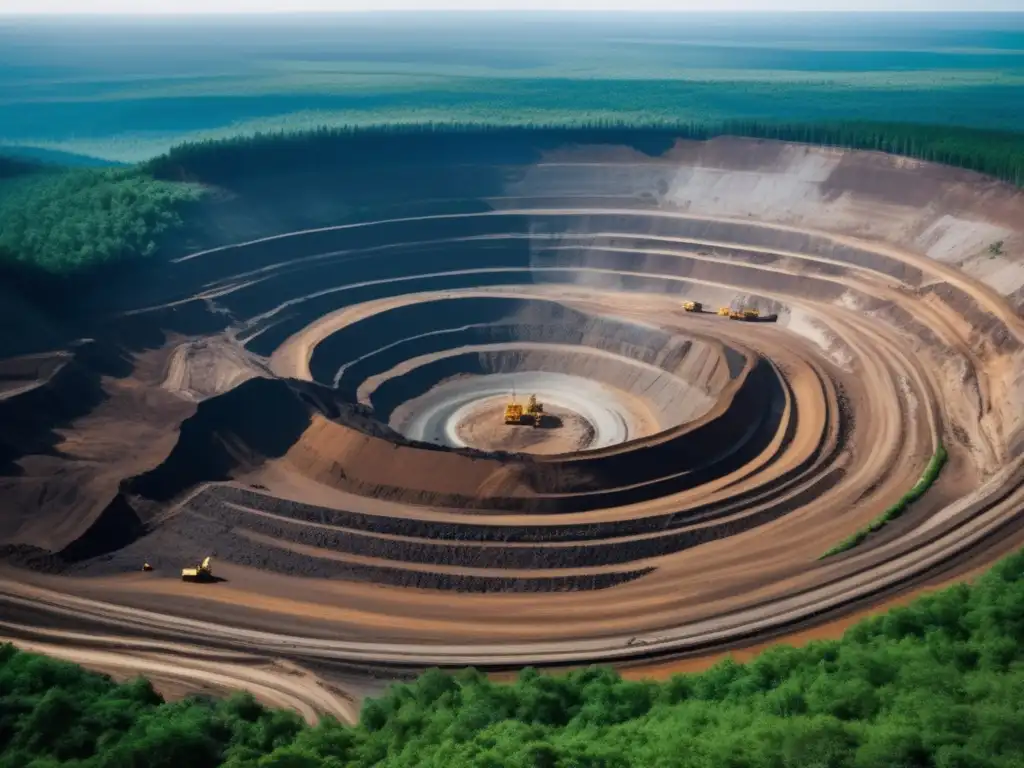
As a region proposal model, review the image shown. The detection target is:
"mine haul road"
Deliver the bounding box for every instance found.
[1,450,1022,667]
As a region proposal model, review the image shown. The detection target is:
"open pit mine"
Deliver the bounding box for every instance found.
[1,135,1023,718]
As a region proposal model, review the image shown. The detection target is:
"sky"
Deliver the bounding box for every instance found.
[0,0,1021,12]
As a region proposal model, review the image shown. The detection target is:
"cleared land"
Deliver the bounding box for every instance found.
[2,135,1023,719]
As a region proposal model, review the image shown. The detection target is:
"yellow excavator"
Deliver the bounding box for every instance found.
[181,556,214,583]
[525,394,544,427]
[682,301,702,313]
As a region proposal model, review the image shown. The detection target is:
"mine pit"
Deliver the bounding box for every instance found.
[2,134,1022,670]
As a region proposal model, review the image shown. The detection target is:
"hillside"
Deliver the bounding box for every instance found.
[2,121,1021,300]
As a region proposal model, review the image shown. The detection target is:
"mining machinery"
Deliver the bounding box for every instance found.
[505,392,545,426]
[525,394,544,427]
[504,396,524,425]
[181,556,214,583]
[682,301,702,312]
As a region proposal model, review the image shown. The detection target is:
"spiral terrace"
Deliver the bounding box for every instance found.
[2,135,1024,714]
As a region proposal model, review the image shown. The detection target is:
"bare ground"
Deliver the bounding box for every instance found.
[453,400,596,455]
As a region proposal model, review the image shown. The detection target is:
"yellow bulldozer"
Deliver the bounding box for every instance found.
[181,556,214,583]
[682,301,702,313]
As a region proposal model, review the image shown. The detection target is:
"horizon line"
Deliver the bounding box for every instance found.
[3,9,1023,15]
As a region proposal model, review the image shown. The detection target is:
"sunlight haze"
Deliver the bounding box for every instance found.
[1,0,1021,13]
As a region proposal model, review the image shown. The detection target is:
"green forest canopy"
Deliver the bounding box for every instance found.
[6,544,1024,767]
[0,164,202,277]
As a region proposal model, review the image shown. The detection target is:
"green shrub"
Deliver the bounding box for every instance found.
[822,444,948,558]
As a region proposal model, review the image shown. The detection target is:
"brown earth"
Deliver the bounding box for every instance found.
[453,399,595,455]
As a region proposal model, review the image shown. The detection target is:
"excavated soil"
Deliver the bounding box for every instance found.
[2,134,1024,713]
[453,400,594,455]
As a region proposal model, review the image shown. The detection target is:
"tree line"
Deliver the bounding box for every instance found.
[145,120,1024,188]
[3,120,1020,279]
[0,156,45,181]
[6,543,1024,767]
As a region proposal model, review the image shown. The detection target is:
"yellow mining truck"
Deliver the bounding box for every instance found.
[525,394,544,427]
[181,556,214,583]
[728,308,761,321]
[717,306,732,317]
[504,398,524,425]
[682,301,703,313]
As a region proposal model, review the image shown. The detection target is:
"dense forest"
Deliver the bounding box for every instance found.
[6,544,1024,767]
[146,120,1024,188]
[0,157,44,181]
[0,163,202,276]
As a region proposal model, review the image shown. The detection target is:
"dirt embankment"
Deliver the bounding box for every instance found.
[272,353,775,513]
[128,377,351,504]
[0,341,194,557]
